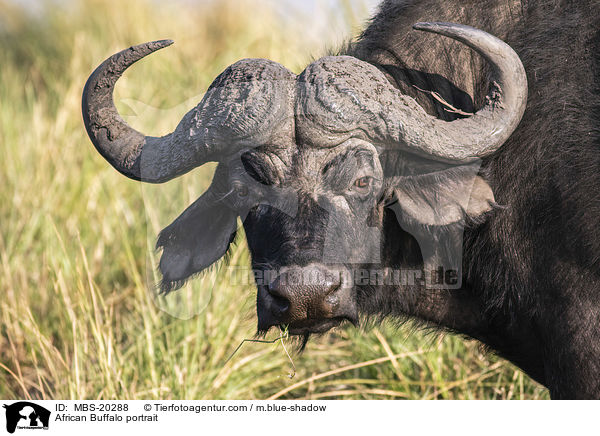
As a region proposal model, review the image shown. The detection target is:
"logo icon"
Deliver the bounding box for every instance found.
[2,402,50,434]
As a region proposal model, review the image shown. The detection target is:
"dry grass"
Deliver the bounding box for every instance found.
[0,0,549,399]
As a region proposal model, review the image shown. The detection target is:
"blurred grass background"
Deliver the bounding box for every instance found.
[0,0,549,399]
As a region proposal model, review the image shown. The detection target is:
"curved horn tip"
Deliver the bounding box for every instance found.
[412,22,439,31]
[153,39,175,47]
[413,22,465,32]
[141,39,175,51]
[412,21,432,30]
[82,38,178,183]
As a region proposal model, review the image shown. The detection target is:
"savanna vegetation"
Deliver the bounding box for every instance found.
[0,0,549,399]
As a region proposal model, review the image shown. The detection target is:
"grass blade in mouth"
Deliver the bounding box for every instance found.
[225,326,296,379]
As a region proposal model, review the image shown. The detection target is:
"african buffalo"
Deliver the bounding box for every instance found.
[82,0,600,399]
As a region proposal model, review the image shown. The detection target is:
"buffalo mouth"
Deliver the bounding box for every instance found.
[259,316,358,336]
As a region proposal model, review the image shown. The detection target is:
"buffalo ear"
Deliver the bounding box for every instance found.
[385,165,495,289]
[387,165,495,228]
[156,191,237,292]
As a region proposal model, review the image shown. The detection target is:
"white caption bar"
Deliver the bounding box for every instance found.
[0,400,596,435]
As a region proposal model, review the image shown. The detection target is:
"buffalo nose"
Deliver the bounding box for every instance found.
[266,266,342,322]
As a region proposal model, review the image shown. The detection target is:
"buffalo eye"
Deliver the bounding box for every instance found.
[352,176,372,192]
[232,181,249,198]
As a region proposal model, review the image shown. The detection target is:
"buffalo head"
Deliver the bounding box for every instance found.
[82,23,527,336]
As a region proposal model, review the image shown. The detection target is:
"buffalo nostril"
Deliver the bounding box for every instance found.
[271,295,290,314]
[267,284,290,315]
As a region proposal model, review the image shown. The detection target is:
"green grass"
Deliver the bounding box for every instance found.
[0,0,549,400]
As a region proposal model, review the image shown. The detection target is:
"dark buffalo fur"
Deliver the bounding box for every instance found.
[346,0,600,399]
